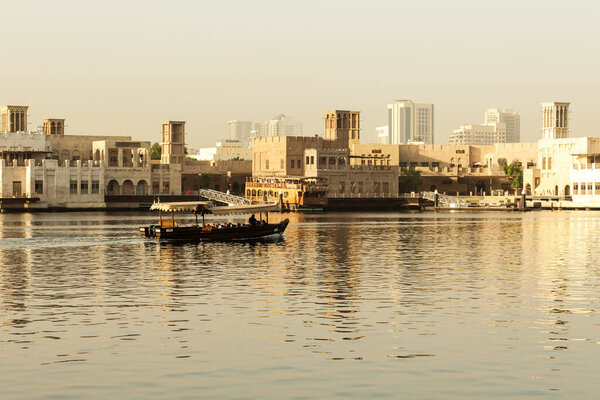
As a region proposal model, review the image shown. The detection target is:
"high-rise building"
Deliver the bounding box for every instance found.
[448,123,506,145]
[484,109,520,142]
[387,100,434,144]
[541,102,569,139]
[227,120,253,144]
[252,114,303,138]
[266,114,303,137]
[376,126,389,144]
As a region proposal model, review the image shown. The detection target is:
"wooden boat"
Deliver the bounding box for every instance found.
[245,177,328,211]
[140,201,289,241]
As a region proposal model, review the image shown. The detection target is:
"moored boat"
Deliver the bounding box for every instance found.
[245,177,328,211]
[140,201,289,241]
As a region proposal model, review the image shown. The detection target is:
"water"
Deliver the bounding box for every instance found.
[1,211,600,398]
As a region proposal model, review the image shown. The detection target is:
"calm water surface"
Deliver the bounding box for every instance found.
[1,211,600,398]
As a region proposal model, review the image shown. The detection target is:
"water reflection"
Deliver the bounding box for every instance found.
[0,211,600,398]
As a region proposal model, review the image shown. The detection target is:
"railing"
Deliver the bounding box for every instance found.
[198,188,252,205]
[422,191,469,208]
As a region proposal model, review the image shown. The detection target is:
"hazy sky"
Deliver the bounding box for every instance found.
[2,0,600,147]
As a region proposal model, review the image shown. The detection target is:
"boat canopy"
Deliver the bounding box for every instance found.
[210,203,280,215]
[150,201,279,215]
[150,201,212,212]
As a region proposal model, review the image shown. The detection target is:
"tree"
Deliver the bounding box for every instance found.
[150,143,161,160]
[402,169,423,192]
[502,161,523,189]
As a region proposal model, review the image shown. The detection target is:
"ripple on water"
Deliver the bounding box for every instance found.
[1,211,600,398]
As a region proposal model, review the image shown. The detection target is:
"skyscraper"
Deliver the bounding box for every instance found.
[387,100,434,144]
[252,114,303,138]
[484,109,520,142]
[227,120,253,144]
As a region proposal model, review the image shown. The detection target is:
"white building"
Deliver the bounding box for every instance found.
[522,101,600,206]
[227,120,253,144]
[387,100,434,144]
[485,109,520,142]
[192,139,252,161]
[376,126,389,144]
[448,123,506,145]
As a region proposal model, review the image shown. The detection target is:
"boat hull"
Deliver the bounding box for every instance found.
[140,219,289,241]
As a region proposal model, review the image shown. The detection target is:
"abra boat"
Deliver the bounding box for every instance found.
[140,201,289,241]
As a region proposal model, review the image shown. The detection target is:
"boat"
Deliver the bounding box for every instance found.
[245,176,329,211]
[140,201,289,241]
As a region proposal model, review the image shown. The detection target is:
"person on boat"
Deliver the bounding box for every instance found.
[249,214,258,226]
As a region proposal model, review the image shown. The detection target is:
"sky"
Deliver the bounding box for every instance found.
[2,0,600,147]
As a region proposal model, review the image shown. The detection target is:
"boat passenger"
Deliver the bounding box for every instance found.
[249,214,258,226]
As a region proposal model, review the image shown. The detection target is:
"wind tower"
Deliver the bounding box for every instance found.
[42,119,65,135]
[542,102,569,139]
[1,105,28,132]
[324,110,360,148]
[161,121,186,165]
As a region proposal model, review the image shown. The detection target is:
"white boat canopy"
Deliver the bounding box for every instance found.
[150,201,279,215]
[210,203,280,215]
[150,201,212,212]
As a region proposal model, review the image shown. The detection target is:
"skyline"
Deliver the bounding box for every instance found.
[2,0,599,147]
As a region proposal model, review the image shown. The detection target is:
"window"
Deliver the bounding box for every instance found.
[152,181,159,194]
[319,157,326,167]
[92,181,100,194]
[595,183,600,194]
[588,183,593,192]
[297,159,302,167]
[329,157,336,166]
[70,180,78,194]
[284,192,289,198]
[291,159,295,169]
[310,156,314,165]
[306,156,310,165]
[35,180,43,194]
[80,180,89,194]
[265,159,270,169]
[574,183,579,194]
[162,182,170,194]
[383,182,390,194]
